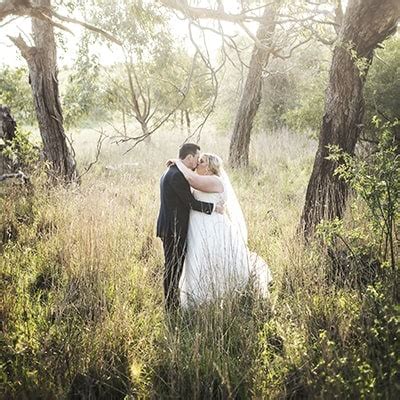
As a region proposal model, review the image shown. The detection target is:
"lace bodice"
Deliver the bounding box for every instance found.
[192,177,227,204]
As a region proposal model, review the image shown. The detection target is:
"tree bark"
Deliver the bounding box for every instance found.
[228,4,276,168]
[185,109,191,135]
[0,105,17,175]
[11,0,76,182]
[180,109,184,134]
[0,105,16,142]
[122,108,127,136]
[300,0,400,238]
[141,120,151,144]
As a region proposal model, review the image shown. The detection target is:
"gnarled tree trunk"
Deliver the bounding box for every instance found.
[0,105,17,175]
[300,0,400,238]
[228,4,276,168]
[11,0,76,182]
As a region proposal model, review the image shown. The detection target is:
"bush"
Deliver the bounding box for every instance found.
[325,118,399,270]
[0,67,36,125]
[364,36,400,131]
[1,126,40,172]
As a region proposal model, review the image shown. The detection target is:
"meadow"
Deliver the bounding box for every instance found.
[1,125,398,399]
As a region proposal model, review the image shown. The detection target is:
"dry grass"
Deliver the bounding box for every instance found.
[2,124,398,399]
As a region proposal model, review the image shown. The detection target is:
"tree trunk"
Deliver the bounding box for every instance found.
[11,0,76,182]
[228,4,276,168]
[0,105,16,142]
[122,108,127,136]
[300,0,400,238]
[185,109,191,135]
[141,120,151,144]
[0,105,17,175]
[180,109,184,134]
[172,111,177,128]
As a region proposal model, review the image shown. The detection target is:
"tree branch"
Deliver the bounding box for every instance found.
[159,0,265,23]
[115,51,201,152]
[51,11,122,46]
[8,33,34,61]
[0,170,29,183]
[77,129,107,180]
[0,0,30,22]
[0,1,122,46]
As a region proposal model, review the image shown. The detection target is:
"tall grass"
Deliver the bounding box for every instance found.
[1,126,398,399]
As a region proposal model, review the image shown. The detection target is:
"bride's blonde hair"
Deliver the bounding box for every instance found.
[201,153,223,176]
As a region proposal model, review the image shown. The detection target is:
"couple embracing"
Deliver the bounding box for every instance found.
[156,143,272,312]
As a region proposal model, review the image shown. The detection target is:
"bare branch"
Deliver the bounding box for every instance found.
[145,50,199,135]
[125,61,143,122]
[130,64,149,121]
[105,120,130,139]
[159,0,265,23]
[238,21,266,50]
[277,15,339,28]
[0,1,122,45]
[1,2,73,32]
[8,33,34,60]
[0,0,32,21]
[183,21,223,143]
[118,51,201,152]
[77,129,107,180]
[188,18,250,69]
[301,23,336,46]
[273,35,313,60]
[0,14,18,27]
[51,11,122,46]
[0,170,29,183]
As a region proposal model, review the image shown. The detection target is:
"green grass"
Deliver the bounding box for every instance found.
[1,125,399,399]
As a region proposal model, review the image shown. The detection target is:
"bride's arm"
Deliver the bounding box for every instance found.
[174,159,224,193]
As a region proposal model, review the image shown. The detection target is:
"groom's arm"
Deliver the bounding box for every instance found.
[171,172,214,214]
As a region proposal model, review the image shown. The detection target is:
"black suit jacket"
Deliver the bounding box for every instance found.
[156,165,214,239]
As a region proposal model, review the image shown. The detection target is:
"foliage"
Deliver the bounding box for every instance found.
[279,34,400,136]
[1,128,399,399]
[97,35,214,136]
[1,175,162,398]
[85,0,210,136]
[147,50,215,116]
[282,117,400,397]
[211,28,331,136]
[365,35,400,127]
[1,126,40,172]
[282,71,326,135]
[279,42,330,135]
[0,67,36,125]
[153,296,270,399]
[325,118,399,270]
[62,35,103,128]
[88,0,171,56]
[254,257,399,399]
[249,34,398,136]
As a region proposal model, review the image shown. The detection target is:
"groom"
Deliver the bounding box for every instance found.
[157,143,222,312]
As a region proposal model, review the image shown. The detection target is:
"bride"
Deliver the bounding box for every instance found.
[170,153,272,307]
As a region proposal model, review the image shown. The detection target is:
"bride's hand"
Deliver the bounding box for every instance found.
[215,200,226,214]
[166,158,178,167]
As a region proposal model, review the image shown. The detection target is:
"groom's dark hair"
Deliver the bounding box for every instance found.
[179,143,200,159]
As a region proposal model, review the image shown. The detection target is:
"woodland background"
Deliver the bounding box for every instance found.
[0,0,399,398]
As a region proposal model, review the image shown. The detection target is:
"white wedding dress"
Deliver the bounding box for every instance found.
[179,176,272,307]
